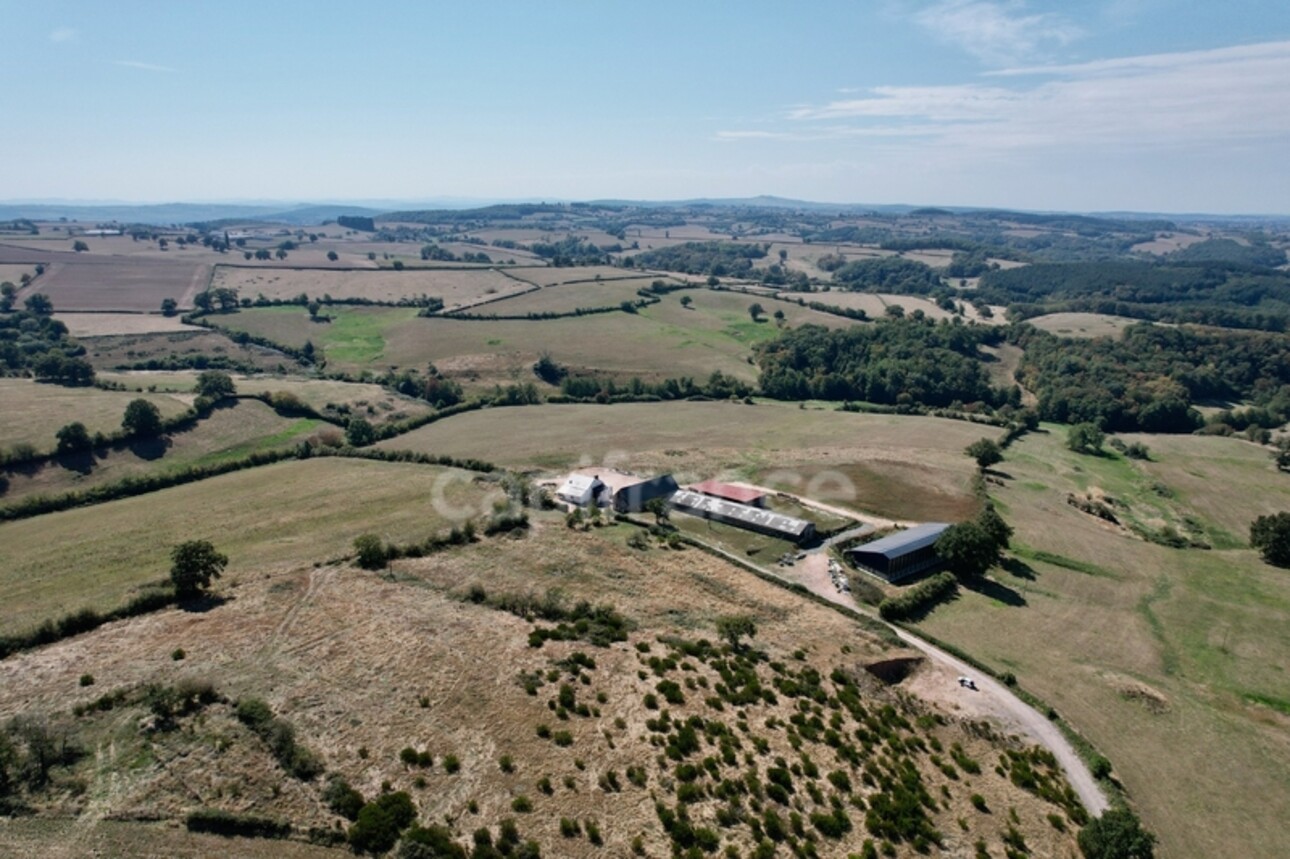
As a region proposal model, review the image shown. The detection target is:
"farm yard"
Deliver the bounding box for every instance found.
[380,400,995,516]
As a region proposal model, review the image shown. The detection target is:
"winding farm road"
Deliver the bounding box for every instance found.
[686,528,1110,817]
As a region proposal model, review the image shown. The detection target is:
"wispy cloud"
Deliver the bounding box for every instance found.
[719,40,1290,153]
[113,60,177,73]
[49,27,78,44]
[911,0,1081,65]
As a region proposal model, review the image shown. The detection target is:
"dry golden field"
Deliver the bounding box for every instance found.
[0,514,1083,858]
[1026,312,1146,339]
[54,312,201,337]
[210,266,528,310]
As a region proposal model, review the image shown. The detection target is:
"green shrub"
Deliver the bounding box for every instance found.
[186,808,291,839]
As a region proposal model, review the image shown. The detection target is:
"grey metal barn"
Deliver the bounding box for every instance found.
[669,489,817,544]
[846,522,950,582]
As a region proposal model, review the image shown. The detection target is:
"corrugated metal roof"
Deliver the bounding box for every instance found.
[690,480,767,504]
[670,489,814,538]
[847,522,950,559]
[558,474,604,498]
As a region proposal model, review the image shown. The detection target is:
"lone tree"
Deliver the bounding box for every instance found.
[1077,808,1156,859]
[1067,423,1105,455]
[160,297,178,316]
[194,370,235,399]
[747,302,765,321]
[72,240,89,252]
[170,540,228,600]
[122,399,164,437]
[965,438,1003,470]
[194,366,238,397]
[326,250,339,262]
[1250,512,1290,567]
[935,520,999,580]
[679,295,693,308]
[353,534,387,570]
[715,615,757,652]
[55,421,92,455]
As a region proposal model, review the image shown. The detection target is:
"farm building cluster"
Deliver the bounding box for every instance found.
[554,472,817,545]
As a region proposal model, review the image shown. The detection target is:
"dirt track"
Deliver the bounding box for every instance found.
[691,530,1111,818]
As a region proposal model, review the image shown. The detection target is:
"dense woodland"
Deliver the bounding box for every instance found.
[1013,323,1290,432]
[755,318,1010,408]
[978,261,1290,331]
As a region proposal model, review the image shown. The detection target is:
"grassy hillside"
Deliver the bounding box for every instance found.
[0,517,1084,858]
[0,379,192,457]
[1,399,323,505]
[915,427,1290,858]
[0,458,494,634]
[209,290,853,389]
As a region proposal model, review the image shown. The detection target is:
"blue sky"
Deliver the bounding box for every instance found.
[3,1,1289,213]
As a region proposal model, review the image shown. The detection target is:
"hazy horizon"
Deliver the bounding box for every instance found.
[3,1,1289,214]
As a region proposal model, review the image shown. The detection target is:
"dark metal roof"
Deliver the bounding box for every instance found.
[847,522,950,559]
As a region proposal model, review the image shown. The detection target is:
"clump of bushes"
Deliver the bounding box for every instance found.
[878,572,959,621]
[234,697,323,780]
[186,809,291,839]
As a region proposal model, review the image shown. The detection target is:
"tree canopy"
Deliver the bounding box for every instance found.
[1250,512,1290,567]
[122,399,164,437]
[170,540,228,600]
[1077,808,1156,859]
[756,318,1006,408]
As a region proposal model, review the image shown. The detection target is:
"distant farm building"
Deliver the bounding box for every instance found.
[846,522,950,582]
[612,474,679,513]
[557,474,609,507]
[669,489,816,544]
[690,480,767,507]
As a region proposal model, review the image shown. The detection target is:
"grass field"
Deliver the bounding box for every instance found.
[82,329,299,373]
[212,290,853,388]
[465,277,685,315]
[915,427,1290,859]
[98,370,435,426]
[55,312,200,336]
[0,379,193,457]
[0,457,494,634]
[1027,312,1145,338]
[379,401,994,521]
[209,266,527,310]
[1,399,323,505]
